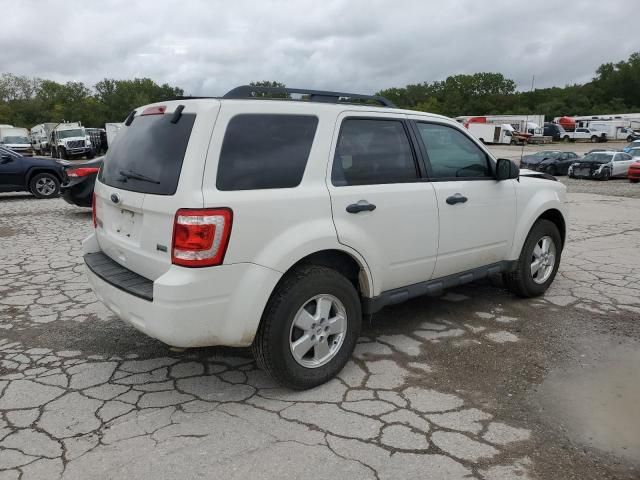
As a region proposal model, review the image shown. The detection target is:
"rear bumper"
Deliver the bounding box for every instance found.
[82,233,281,348]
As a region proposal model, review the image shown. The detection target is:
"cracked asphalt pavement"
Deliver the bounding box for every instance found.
[1,185,639,479]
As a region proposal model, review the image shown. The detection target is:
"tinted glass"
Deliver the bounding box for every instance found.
[99,113,196,195]
[416,123,491,178]
[331,119,417,186]
[216,114,318,191]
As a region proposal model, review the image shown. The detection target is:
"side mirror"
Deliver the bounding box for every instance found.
[496,158,519,181]
[1,154,13,164]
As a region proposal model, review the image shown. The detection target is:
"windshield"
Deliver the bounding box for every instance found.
[582,153,613,163]
[1,136,29,144]
[58,129,85,139]
[99,113,196,195]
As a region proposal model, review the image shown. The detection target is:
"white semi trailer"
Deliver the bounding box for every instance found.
[466,123,515,144]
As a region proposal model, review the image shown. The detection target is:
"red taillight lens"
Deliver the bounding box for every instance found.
[68,167,100,178]
[171,208,233,267]
[141,106,167,116]
[92,192,97,228]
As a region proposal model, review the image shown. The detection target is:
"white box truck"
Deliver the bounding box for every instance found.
[0,126,34,155]
[467,123,515,144]
[30,123,59,155]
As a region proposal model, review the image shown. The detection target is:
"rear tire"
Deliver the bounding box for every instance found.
[630,178,639,184]
[590,136,598,143]
[503,219,562,298]
[252,265,361,390]
[563,136,571,143]
[29,173,60,199]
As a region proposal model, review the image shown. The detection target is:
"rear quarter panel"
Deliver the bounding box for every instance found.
[201,101,375,295]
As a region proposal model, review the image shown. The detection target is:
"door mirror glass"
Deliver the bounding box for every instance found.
[496,158,519,181]
[1,154,13,163]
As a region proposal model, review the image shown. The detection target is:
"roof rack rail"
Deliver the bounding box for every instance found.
[222,85,397,108]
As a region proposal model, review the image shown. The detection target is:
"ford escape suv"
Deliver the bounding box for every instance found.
[83,85,567,389]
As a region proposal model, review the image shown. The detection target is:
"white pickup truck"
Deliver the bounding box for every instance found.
[561,127,606,143]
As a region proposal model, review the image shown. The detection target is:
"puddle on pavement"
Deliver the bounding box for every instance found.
[535,341,640,464]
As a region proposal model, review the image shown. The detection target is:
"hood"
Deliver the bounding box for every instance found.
[62,136,86,143]
[519,168,558,181]
[522,154,557,165]
[3,142,31,148]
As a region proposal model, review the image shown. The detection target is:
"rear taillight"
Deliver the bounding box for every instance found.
[68,167,100,178]
[171,208,233,267]
[92,192,97,228]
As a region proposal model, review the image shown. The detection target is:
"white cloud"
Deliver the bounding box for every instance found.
[1,0,637,95]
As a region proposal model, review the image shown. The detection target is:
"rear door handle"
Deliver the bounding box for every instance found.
[446,194,468,205]
[346,201,376,214]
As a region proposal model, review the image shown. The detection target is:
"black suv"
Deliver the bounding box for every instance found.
[0,146,66,198]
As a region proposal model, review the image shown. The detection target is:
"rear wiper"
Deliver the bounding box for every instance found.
[118,169,160,184]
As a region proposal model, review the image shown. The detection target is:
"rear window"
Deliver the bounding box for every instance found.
[99,113,196,195]
[216,114,318,191]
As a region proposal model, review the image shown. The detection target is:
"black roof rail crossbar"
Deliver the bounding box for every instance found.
[222,85,396,108]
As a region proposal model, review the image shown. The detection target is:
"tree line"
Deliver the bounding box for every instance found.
[1,52,638,128]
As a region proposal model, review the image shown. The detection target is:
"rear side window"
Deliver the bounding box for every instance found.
[216,114,318,191]
[331,119,417,186]
[99,113,196,195]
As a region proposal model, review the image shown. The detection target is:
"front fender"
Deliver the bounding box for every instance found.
[509,185,568,260]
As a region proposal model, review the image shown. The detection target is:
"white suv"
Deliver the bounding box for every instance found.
[83,86,567,389]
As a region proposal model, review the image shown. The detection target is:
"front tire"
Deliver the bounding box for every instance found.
[590,136,598,143]
[29,173,60,199]
[252,265,361,390]
[503,219,562,298]
[58,148,67,159]
[563,136,571,143]
[600,168,610,181]
[547,165,557,176]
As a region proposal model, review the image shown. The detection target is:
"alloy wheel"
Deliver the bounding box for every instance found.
[531,236,556,284]
[289,294,347,368]
[35,177,57,196]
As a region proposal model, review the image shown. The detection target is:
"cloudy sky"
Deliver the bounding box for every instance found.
[2,0,638,95]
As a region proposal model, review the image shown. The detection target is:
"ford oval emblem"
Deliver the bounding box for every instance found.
[110,193,120,204]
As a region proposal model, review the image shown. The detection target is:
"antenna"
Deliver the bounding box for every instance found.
[521,75,535,162]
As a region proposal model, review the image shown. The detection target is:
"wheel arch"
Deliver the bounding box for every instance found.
[277,248,373,298]
[537,208,566,248]
[509,194,568,260]
[26,167,63,185]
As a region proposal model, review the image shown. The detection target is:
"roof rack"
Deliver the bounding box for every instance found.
[222,85,396,108]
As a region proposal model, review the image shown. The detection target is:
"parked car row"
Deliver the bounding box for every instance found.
[520,142,640,182]
[0,144,104,202]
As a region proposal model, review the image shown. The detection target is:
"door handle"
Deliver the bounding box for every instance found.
[446,194,468,205]
[346,201,376,214]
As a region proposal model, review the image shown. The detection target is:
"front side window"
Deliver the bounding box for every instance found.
[217,114,318,191]
[416,122,491,179]
[331,119,417,186]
